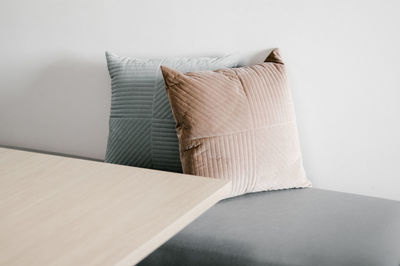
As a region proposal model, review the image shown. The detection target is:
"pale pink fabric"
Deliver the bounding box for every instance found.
[161,49,311,197]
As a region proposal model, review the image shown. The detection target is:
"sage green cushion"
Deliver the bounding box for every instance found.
[105,52,238,171]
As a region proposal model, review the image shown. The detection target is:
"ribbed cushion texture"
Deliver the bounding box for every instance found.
[161,49,312,197]
[104,52,238,171]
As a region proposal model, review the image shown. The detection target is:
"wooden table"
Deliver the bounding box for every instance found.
[0,148,230,266]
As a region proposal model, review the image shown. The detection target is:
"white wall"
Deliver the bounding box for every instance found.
[1,0,399,201]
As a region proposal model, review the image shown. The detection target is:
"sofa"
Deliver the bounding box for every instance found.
[139,188,400,266]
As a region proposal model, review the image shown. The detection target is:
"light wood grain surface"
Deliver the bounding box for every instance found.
[0,148,231,266]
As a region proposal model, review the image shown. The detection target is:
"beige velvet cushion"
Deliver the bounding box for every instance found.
[161,49,312,197]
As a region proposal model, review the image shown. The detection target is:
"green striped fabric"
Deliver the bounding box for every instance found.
[105,52,239,172]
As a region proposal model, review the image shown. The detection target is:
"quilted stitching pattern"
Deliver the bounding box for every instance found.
[161,49,312,197]
[104,52,238,172]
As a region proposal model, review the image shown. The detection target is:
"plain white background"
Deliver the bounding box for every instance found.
[0,0,399,201]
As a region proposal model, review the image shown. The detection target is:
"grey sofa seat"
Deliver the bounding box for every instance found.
[139,188,400,266]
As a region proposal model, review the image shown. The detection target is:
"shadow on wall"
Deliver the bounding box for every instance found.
[0,49,273,160]
[240,49,273,66]
[0,55,111,160]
